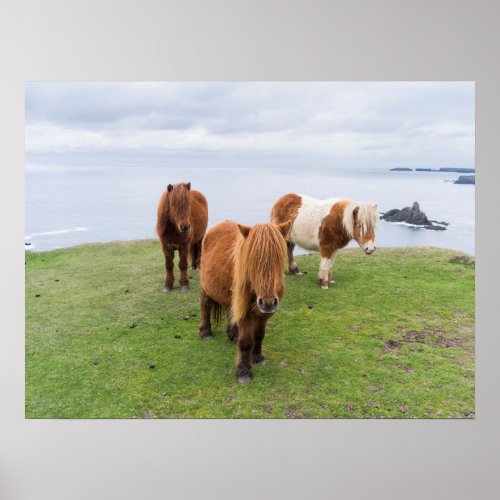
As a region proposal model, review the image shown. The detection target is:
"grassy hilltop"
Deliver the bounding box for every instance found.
[25,241,475,418]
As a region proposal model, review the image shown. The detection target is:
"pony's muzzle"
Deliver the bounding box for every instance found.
[179,223,191,233]
[362,240,376,254]
[257,297,279,314]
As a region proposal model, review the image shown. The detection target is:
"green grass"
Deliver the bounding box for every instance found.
[25,240,475,419]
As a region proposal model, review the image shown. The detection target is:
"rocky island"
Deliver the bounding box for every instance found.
[454,175,475,185]
[381,202,448,230]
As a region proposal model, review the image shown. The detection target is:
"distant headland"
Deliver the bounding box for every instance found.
[390,167,475,173]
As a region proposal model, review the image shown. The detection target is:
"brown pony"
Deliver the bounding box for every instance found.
[199,220,291,384]
[271,193,378,289]
[156,182,208,292]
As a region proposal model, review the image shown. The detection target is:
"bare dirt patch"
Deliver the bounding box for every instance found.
[384,327,470,353]
[449,255,475,267]
[384,339,402,352]
[366,384,384,393]
[395,364,414,373]
[283,409,312,419]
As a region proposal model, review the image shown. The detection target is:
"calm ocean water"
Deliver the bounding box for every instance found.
[25,166,475,255]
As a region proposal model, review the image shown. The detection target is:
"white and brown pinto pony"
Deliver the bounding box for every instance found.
[271,193,378,289]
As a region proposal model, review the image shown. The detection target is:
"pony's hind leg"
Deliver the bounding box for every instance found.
[195,240,203,270]
[178,246,190,292]
[199,290,214,340]
[287,241,301,274]
[190,241,199,270]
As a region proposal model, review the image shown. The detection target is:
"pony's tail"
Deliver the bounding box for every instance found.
[211,302,223,327]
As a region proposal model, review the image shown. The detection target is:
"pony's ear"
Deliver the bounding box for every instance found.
[167,184,174,192]
[371,203,378,210]
[277,220,293,238]
[352,206,360,222]
[185,182,191,190]
[238,224,251,239]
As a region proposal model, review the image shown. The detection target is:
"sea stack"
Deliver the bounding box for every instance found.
[381,202,447,230]
[454,175,475,185]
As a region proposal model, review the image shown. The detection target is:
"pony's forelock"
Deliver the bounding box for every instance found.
[231,224,288,324]
[342,202,379,238]
[166,183,191,221]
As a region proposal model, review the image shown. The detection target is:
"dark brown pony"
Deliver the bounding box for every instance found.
[199,220,291,384]
[156,182,208,292]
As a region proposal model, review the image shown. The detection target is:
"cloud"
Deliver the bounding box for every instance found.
[25,82,475,168]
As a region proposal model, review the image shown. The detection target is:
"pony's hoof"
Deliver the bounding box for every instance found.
[253,354,266,366]
[320,284,329,289]
[289,267,301,275]
[200,327,213,340]
[163,286,173,292]
[180,286,189,293]
[329,279,336,284]
[236,368,252,384]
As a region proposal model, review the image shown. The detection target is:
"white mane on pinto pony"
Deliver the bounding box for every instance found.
[342,202,379,238]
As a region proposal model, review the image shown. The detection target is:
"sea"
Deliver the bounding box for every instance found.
[25,165,475,255]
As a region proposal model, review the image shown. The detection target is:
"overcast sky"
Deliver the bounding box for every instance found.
[25,82,474,169]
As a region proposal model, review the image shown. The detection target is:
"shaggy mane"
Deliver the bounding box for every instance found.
[342,201,379,238]
[231,224,288,324]
[165,183,190,222]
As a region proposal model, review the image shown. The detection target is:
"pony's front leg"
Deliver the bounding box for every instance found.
[226,310,239,342]
[252,318,268,366]
[199,289,213,340]
[328,251,338,284]
[236,317,254,384]
[287,241,301,274]
[178,245,189,292]
[318,255,332,289]
[163,245,175,292]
